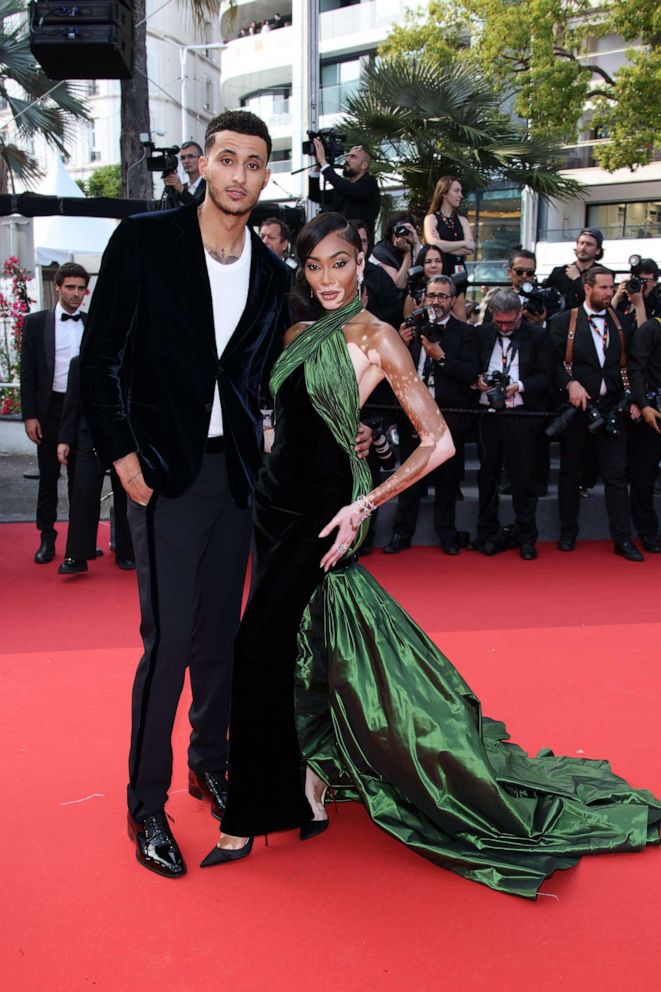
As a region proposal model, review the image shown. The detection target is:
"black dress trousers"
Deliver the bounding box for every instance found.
[393,411,466,543]
[558,403,631,542]
[126,451,252,821]
[477,409,540,546]
[65,449,134,561]
[628,422,661,538]
[36,392,75,533]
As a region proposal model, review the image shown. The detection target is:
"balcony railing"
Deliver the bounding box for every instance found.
[320,0,406,40]
[539,223,661,242]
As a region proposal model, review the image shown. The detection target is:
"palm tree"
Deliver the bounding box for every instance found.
[341,56,583,216]
[0,0,90,192]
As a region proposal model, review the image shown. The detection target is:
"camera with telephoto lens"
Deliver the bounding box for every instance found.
[625,254,643,295]
[145,144,181,177]
[403,305,441,340]
[362,416,396,471]
[484,370,510,409]
[545,403,578,438]
[302,128,346,165]
[601,390,632,438]
[519,281,565,318]
[407,264,425,302]
[394,223,412,238]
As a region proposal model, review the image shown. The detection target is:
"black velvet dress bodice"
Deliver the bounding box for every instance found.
[256,364,353,519]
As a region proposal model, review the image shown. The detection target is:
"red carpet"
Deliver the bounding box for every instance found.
[1,523,660,992]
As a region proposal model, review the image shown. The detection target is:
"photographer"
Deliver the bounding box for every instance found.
[482,249,545,324]
[549,266,643,560]
[613,257,661,328]
[475,289,553,560]
[403,245,444,317]
[372,213,421,291]
[626,314,661,553]
[543,228,607,310]
[308,138,381,236]
[384,275,479,555]
[259,217,291,260]
[163,142,206,206]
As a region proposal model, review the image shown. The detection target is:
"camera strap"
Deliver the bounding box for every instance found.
[564,307,629,389]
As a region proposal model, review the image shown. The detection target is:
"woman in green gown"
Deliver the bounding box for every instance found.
[203,212,661,898]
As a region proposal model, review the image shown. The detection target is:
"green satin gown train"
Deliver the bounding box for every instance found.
[223,297,661,899]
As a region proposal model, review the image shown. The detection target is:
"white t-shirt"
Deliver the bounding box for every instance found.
[204,230,252,436]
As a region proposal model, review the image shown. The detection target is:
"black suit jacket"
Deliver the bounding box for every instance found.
[80,204,290,505]
[20,308,86,422]
[410,316,479,409]
[478,321,553,410]
[58,356,94,450]
[549,308,631,402]
[176,178,207,206]
[308,168,380,234]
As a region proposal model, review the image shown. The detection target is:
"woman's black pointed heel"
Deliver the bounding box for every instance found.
[300,766,332,841]
[200,835,261,868]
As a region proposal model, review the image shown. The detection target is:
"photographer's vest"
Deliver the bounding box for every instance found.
[564,307,630,392]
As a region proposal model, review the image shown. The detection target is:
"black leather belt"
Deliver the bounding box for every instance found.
[206,436,225,453]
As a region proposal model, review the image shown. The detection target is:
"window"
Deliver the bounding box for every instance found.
[270,148,292,173]
[203,77,213,113]
[241,88,291,122]
[463,186,522,262]
[586,201,661,240]
[320,56,366,115]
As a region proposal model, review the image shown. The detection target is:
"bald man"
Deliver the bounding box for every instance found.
[308,139,381,236]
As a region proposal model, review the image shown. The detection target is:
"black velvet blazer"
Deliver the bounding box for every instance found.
[80,205,290,504]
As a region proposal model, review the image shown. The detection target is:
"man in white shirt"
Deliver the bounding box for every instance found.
[475,288,554,560]
[20,263,89,563]
[163,141,207,206]
[549,266,642,560]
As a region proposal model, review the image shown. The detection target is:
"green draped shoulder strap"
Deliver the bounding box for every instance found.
[270,297,371,552]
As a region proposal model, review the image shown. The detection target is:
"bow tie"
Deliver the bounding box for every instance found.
[62,312,82,322]
[588,311,607,319]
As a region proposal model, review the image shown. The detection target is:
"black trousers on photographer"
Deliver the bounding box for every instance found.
[477,410,540,547]
[392,410,466,545]
[558,402,631,543]
[628,422,661,539]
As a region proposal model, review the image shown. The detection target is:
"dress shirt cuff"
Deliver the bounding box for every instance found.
[516,380,525,393]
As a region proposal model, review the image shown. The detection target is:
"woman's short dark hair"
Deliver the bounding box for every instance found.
[291,212,362,321]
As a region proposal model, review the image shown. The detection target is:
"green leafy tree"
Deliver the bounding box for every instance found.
[340,56,583,217]
[381,0,661,172]
[0,0,90,191]
[87,163,122,198]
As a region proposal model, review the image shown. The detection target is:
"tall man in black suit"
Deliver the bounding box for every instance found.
[80,111,291,879]
[475,289,553,560]
[549,266,643,560]
[385,275,479,555]
[20,262,89,564]
[543,227,605,311]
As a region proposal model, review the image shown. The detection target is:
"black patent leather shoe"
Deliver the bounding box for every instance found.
[641,535,661,553]
[127,811,186,878]
[614,540,644,562]
[188,768,228,821]
[520,544,538,561]
[441,541,460,556]
[116,557,136,570]
[300,818,329,842]
[557,536,576,552]
[34,530,56,564]
[57,557,88,575]
[383,533,411,554]
[200,836,254,867]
